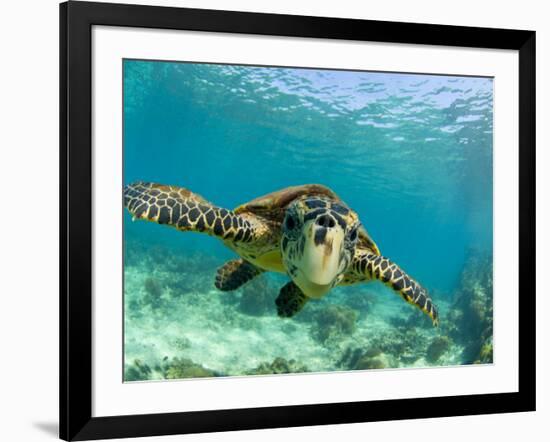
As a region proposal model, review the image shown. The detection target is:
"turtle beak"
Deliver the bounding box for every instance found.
[300,216,345,286]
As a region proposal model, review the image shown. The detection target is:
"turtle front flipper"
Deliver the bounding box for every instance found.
[275,281,309,318]
[352,251,439,326]
[215,259,264,291]
[124,182,258,242]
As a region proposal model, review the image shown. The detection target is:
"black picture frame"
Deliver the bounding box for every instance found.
[60,1,536,440]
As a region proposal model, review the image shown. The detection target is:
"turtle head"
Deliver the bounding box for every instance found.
[281,197,360,298]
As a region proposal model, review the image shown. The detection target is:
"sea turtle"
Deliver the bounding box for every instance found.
[124,182,438,325]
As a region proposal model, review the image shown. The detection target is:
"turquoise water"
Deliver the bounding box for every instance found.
[123,60,493,380]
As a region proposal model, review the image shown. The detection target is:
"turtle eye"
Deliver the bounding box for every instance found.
[349,228,358,242]
[285,214,296,231]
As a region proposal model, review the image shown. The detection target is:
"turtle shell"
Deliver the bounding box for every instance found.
[357,225,381,256]
[234,184,339,221]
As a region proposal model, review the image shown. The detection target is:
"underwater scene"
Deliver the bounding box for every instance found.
[123,60,493,381]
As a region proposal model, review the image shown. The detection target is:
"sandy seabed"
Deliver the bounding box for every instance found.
[123,245,492,381]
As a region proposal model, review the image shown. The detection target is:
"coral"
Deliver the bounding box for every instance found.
[339,346,390,370]
[342,288,377,317]
[372,328,420,358]
[124,242,494,378]
[238,276,276,316]
[247,357,308,375]
[125,356,218,381]
[476,338,493,364]
[391,304,436,330]
[458,249,493,297]
[338,325,429,369]
[444,250,493,364]
[364,347,383,358]
[143,277,164,309]
[171,336,192,351]
[124,359,152,381]
[426,336,451,363]
[337,346,364,369]
[354,356,386,370]
[467,336,493,364]
[309,304,359,345]
[399,352,420,365]
[164,357,216,379]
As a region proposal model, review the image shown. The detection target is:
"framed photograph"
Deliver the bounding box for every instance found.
[60,1,536,440]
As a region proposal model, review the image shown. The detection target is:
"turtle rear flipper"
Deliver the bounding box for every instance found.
[124,181,258,242]
[275,281,309,318]
[215,259,264,291]
[353,252,439,326]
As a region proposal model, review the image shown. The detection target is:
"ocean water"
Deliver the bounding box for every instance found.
[123,60,494,381]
